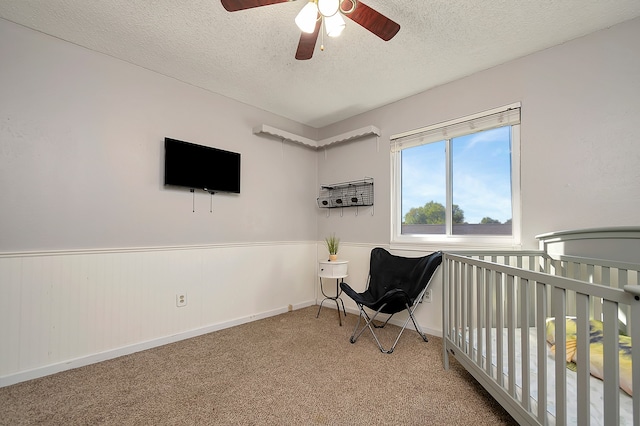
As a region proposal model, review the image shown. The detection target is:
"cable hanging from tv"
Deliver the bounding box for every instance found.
[189,188,216,213]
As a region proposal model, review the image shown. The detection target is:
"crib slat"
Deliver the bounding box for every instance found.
[529,256,538,327]
[586,264,599,320]
[619,271,631,336]
[575,293,590,426]
[554,287,567,426]
[619,270,628,287]
[553,258,562,277]
[603,300,620,425]
[520,278,531,412]
[507,274,516,396]
[485,268,493,378]
[536,282,548,425]
[602,266,611,290]
[460,262,468,353]
[451,262,464,347]
[496,271,504,388]
[466,263,473,356]
[476,265,484,368]
[566,262,577,318]
[443,258,451,370]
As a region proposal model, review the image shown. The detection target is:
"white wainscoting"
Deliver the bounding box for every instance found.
[0,242,317,387]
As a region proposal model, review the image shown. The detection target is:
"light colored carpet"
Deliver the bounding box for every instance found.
[0,306,516,425]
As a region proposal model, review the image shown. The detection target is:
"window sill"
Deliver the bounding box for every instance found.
[390,235,522,252]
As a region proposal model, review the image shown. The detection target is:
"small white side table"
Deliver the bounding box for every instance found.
[317,260,348,326]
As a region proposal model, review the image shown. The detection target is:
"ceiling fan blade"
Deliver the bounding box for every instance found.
[341,0,400,41]
[221,0,291,12]
[295,19,321,60]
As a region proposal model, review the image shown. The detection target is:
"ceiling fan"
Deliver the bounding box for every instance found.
[220,0,400,60]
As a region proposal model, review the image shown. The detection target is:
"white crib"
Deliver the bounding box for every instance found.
[442,229,640,426]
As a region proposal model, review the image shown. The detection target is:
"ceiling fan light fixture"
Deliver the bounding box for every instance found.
[325,12,345,37]
[221,0,399,60]
[295,1,319,34]
[317,0,339,17]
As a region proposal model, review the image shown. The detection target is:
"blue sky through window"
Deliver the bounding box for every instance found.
[401,126,512,224]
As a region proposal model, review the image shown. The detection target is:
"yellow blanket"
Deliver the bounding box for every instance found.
[545,317,632,396]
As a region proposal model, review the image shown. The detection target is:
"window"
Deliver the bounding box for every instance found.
[391,104,521,248]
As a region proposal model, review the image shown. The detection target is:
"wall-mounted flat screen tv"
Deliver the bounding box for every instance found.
[164,137,241,193]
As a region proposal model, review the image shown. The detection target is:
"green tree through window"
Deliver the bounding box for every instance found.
[404,201,465,225]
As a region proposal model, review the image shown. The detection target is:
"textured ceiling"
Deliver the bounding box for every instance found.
[1,0,639,128]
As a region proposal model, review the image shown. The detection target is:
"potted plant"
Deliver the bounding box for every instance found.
[325,233,340,261]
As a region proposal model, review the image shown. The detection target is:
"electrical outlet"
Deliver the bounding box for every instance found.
[176,293,187,307]
[424,290,432,303]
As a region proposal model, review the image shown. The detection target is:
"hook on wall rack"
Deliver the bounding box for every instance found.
[355,205,374,216]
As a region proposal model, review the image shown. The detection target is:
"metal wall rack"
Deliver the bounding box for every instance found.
[317,178,374,215]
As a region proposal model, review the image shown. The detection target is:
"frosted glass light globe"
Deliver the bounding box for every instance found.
[295,1,319,33]
[318,0,339,17]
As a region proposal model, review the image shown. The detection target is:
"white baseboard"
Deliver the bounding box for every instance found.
[0,300,315,388]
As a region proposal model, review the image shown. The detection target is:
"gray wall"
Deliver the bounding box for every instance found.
[317,17,640,249]
[0,18,319,252]
[3,17,638,253]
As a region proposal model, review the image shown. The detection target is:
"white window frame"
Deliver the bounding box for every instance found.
[390,103,522,251]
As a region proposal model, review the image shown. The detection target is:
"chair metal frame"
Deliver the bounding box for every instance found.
[341,249,442,354]
[348,283,432,353]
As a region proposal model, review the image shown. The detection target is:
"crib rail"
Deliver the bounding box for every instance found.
[546,254,639,337]
[442,251,640,426]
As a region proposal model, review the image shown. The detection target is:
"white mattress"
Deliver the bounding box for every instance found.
[465,327,633,426]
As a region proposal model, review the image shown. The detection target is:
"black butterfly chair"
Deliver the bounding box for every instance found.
[340,248,442,353]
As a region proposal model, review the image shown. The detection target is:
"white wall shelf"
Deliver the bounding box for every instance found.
[252,124,380,150]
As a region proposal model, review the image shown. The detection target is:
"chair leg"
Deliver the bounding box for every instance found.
[350,302,429,354]
[349,304,387,348]
[348,305,372,343]
[349,304,401,353]
[386,303,429,353]
[408,305,429,342]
